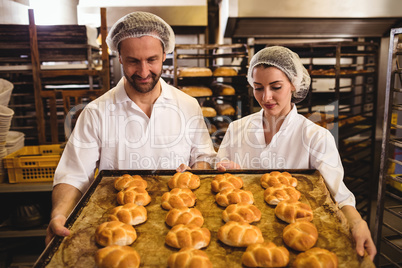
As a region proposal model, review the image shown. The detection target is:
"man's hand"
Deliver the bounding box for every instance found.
[45,214,70,245]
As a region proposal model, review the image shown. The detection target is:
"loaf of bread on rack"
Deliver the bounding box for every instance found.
[180,86,213,97]
[95,245,140,268]
[201,107,217,117]
[215,103,236,116]
[165,224,211,249]
[178,67,212,77]
[116,187,151,206]
[95,221,137,247]
[165,207,204,227]
[283,221,318,251]
[168,172,200,190]
[167,247,212,268]
[241,242,290,268]
[217,221,264,247]
[212,83,236,95]
[216,188,254,207]
[292,247,338,268]
[206,123,217,134]
[114,174,147,191]
[274,200,313,223]
[222,202,261,223]
[264,185,301,205]
[260,171,298,188]
[161,188,197,210]
[213,67,238,76]
[211,173,243,193]
[108,203,147,226]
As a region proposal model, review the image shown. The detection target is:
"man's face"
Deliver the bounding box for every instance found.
[119,36,166,94]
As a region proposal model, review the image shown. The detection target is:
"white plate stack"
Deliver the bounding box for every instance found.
[0,105,14,181]
[0,79,13,107]
[6,131,25,155]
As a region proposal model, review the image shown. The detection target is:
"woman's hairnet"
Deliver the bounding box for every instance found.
[247,46,311,103]
[106,11,175,54]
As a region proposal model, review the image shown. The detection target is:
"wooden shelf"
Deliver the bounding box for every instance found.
[0,182,53,193]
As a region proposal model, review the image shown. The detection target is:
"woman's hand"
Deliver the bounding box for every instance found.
[341,205,377,261]
[349,218,377,261]
[45,214,70,245]
[216,160,241,172]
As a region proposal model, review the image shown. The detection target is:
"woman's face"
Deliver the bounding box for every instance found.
[252,65,295,118]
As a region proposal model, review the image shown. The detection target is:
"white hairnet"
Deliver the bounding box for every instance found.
[247,46,311,103]
[106,11,175,54]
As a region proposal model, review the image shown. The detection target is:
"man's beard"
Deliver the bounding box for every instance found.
[125,69,162,94]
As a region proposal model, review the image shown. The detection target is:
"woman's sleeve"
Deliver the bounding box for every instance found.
[306,125,356,208]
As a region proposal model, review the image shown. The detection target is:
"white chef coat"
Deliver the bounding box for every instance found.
[217,105,355,208]
[54,78,216,193]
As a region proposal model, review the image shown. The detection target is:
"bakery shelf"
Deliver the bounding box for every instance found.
[173,43,251,134]
[0,182,53,193]
[0,227,47,238]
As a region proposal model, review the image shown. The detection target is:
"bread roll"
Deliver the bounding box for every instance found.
[167,247,212,268]
[201,107,217,117]
[214,83,236,95]
[116,187,151,206]
[165,207,204,227]
[181,86,213,97]
[260,171,297,188]
[95,221,137,247]
[217,221,264,247]
[241,242,290,268]
[292,247,338,268]
[213,67,238,76]
[216,103,236,116]
[211,173,243,193]
[165,224,211,249]
[264,185,301,205]
[108,203,147,226]
[283,221,318,251]
[114,174,147,191]
[178,67,212,77]
[216,188,254,207]
[161,188,197,210]
[222,202,261,223]
[168,172,200,190]
[274,200,313,224]
[95,245,140,268]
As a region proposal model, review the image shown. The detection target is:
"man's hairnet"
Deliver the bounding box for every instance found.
[106,11,175,54]
[247,46,311,103]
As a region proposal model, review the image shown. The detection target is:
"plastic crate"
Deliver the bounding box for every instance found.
[3,144,63,183]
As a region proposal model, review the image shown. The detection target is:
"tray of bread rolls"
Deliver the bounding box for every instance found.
[34,169,374,268]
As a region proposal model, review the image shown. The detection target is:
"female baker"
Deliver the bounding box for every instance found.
[216,46,376,260]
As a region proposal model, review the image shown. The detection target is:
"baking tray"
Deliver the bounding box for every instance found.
[33,169,375,268]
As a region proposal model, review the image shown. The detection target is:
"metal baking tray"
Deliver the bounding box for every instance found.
[33,169,374,268]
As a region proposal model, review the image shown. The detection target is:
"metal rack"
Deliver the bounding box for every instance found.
[172,43,251,149]
[374,27,402,268]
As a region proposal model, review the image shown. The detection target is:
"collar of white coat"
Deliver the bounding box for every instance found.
[114,77,174,104]
[255,103,297,132]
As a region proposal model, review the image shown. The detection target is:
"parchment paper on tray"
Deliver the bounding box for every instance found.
[41,170,374,268]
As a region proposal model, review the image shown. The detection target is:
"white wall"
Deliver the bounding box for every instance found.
[0,0,30,24]
[0,0,79,25]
